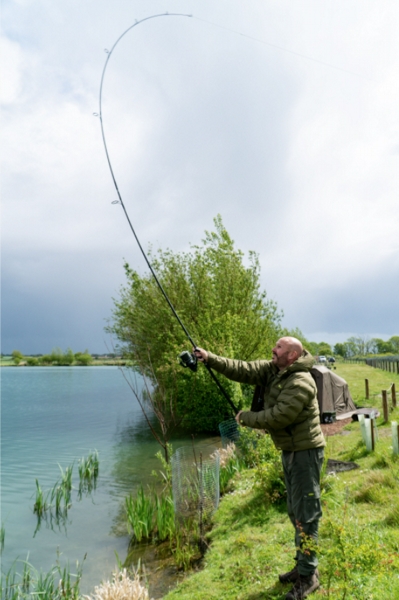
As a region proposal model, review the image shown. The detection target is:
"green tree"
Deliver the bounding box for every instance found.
[334,343,346,357]
[388,336,399,354]
[11,350,24,365]
[108,216,282,432]
[62,348,75,366]
[74,351,92,366]
[49,347,64,365]
[371,338,394,354]
[317,342,332,356]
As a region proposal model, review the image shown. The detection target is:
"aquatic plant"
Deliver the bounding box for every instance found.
[155,494,175,541]
[59,463,73,494]
[126,486,155,542]
[1,556,85,600]
[78,451,99,497]
[78,451,99,481]
[33,479,49,516]
[32,463,75,534]
[0,523,4,555]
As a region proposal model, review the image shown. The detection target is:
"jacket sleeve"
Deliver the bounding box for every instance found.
[206,352,273,386]
[239,374,315,430]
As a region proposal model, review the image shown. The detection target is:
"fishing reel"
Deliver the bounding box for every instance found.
[179,350,198,372]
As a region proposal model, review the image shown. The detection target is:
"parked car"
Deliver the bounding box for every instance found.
[318,355,327,363]
[328,357,336,363]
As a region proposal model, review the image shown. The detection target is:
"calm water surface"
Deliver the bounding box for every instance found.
[1,367,217,593]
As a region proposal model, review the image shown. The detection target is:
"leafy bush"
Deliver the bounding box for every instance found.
[27,357,39,366]
[11,350,24,365]
[74,352,92,366]
[108,216,281,432]
[235,428,285,502]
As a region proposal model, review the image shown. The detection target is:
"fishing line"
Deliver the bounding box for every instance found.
[96,12,238,415]
[192,15,372,81]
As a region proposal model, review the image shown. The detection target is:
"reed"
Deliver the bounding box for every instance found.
[33,479,49,516]
[126,486,155,542]
[78,451,99,481]
[50,483,69,517]
[0,523,4,555]
[1,560,18,600]
[1,556,84,600]
[59,463,73,494]
[155,494,175,541]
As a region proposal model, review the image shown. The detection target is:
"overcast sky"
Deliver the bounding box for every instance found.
[2,0,398,354]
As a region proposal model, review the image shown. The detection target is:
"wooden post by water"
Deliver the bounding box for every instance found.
[365,378,369,399]
[382,390,389,423]
[392,383,397,408]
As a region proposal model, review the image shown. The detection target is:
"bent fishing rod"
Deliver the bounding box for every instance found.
[97,12,238,416]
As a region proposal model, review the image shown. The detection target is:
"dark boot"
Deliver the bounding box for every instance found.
[285,572,320,599]
[279,566,318,585]
[279,565,299,584]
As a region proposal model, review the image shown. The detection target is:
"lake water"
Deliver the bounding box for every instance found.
[0,367,218,594]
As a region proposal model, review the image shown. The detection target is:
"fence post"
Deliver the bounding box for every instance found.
[392,383,397,408]
[382,390,389,423]
[392,422,399,456]
[365,378,369,399]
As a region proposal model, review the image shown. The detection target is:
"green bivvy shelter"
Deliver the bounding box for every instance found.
[310,365,357,422]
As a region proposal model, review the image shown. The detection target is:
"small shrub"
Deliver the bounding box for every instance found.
[235,428,280,468]
[234,428,285,502]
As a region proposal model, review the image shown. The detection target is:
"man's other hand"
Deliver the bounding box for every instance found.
[235,410,243,424]
[193,347,208,362]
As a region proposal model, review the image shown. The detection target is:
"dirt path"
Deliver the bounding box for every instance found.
[320,417,353,437]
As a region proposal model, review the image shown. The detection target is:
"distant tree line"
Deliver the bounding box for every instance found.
[10,348,93,366]
[333,336,399,358]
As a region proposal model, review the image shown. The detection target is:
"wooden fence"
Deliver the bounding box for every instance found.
[365,357,399,374]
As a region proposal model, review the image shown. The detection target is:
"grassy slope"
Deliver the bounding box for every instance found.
[164,365,399,600]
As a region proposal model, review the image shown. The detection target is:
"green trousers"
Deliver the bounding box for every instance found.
[282,447,324,576]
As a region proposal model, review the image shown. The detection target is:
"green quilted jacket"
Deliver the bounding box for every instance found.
[207,350,325,451]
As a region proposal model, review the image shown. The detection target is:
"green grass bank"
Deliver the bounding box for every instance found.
[163,364,399,600]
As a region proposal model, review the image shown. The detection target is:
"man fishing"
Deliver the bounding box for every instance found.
[194,337,325,600]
